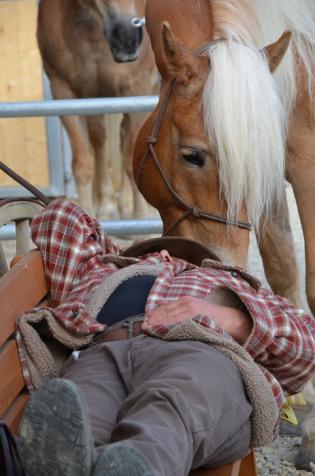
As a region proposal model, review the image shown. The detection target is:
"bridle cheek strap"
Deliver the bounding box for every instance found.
[136,78,252,235]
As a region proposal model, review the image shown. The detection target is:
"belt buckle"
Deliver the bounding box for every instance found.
[122,316,144,339]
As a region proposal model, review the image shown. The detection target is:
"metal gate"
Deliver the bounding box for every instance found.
[0,92,163,238]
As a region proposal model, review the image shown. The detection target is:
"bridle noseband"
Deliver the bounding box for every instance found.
[136,78,252,235]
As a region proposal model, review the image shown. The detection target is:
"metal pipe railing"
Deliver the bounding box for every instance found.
[0,219,163,240]
[0,96,158,118]
[0,95,161,237]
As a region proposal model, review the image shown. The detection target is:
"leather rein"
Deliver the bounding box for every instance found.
[135,78,252,235]
[0,161,51,206]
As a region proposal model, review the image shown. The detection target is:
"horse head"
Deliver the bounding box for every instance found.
[134,1,291,267]
[80,0,144,62]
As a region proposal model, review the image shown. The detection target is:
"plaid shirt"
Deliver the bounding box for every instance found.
[25,199,315,409]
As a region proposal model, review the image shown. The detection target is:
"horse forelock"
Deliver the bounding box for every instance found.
[210,0,258,46]
[202,40,286,230]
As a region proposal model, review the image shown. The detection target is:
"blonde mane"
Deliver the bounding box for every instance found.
[203,0,315,229]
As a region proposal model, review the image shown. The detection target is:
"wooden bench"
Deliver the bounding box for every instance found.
[0,249,257,476]
[0,199,44,277]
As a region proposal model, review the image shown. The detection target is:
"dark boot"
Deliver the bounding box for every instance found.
[93,443,155,476]
[18,378,95,476]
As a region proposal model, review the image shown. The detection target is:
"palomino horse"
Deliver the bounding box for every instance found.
[133,0,315,470]
[37,0,157,219]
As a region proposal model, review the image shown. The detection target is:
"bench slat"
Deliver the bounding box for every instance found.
[3,393,29,434]
[190,460,241,476]
[0,340,25,415]
[0,250,47,346]
[239,451,257,476]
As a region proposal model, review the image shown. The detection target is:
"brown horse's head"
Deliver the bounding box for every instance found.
[80,0,144,62]
[134,12,291,267]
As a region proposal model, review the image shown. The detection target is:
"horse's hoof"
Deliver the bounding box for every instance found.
[96,204,119,220]
[279,419,303,437]
[280,403,313,437]
[295,436,315,472]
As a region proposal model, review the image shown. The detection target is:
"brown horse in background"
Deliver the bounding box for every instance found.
[134,0,315,469]
[37,0,157,219]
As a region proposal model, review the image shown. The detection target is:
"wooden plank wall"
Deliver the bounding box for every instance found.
[105,114,123,194]
[0,1,127,202]
[0,0,49,188]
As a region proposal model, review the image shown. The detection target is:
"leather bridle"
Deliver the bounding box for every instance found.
[0,68,252,237]
[135,78,252,235]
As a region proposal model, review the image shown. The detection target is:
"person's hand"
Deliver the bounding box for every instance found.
[146,296,252,344]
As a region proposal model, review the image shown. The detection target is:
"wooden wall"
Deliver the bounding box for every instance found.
[0,0,125,202]
[0,0,49,189]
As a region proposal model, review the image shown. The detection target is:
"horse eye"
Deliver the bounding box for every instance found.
[181,148,205,167]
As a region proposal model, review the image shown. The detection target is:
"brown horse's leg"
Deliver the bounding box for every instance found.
[120,113,150,219]
[61,115,95,215]
[87,115,117,219]
[49,76,95,215]
[256,189,301,307]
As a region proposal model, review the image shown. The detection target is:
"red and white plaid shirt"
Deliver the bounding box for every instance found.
[24,199,315,409]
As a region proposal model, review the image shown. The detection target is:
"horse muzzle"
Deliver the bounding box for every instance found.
[108,21,143,63]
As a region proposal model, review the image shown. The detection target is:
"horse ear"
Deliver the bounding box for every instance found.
[160,21,197,82]
[263,30,292,73]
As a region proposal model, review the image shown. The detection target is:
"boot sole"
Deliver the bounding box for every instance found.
[18,378,94,476]
[94,443,154,476]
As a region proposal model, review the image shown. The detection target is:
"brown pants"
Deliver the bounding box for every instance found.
[60,337,252,476]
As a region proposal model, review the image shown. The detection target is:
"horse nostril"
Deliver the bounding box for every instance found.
[137,27,143,46]
[108,21,142,61]
[111,23,124,46]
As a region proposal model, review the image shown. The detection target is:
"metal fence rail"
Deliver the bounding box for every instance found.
[0,95,160,236]
[0,96,159,118]
[0,219,163,240]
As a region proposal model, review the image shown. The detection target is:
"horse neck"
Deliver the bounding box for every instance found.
[39,0,102,43]
[290,61,315,127]
[252,0,315,115]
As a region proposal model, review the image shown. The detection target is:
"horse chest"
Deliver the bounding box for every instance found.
[67,46,146,98]
[68,59,136,98]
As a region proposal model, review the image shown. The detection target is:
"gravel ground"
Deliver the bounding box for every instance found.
[256,437,314,475]
[1,185,314,475]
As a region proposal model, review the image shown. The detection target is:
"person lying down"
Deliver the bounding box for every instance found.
[16,199,315,476]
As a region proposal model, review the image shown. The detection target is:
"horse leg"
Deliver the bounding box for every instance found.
[286,128,315,470]
[49,75,95,215]
[256,188,301,306]
[87,115,117,219]
[287,133,315,315]
[61,115,95,215]
[119,113,150,219]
